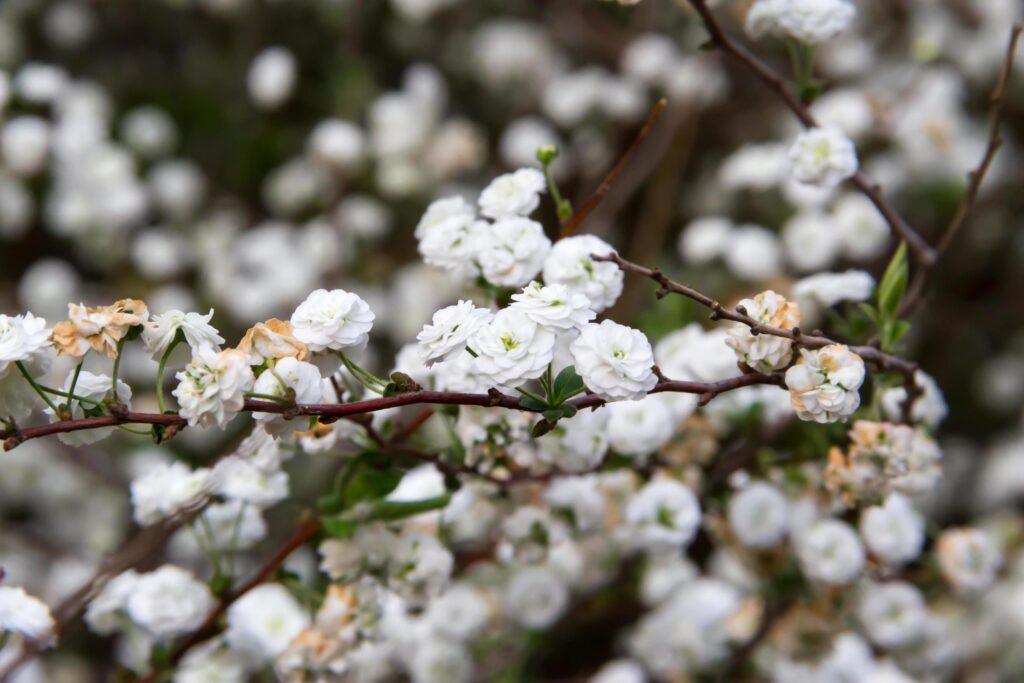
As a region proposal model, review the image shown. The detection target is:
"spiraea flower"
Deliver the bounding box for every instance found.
[505,567,569,629]
[0,585,55,642]
[570,320,657,402]
[142,309,225,356]
[0,312,51,363]
[44,369,132,446]
[476,217,552,288]
[726,290,800,373]
[478,167,546,219]
[509,280,595,331]
[130,461,213,526]
[125,565,215,641]
[826,421,942,503]
[251,356,323,436]
[415,196,485,279]
[746,0,856,44]
[226,584,310,665]
[625,478,702,550]
[469,308,555,390]
[788,127,859,188]
[856,582,928,649]
[173,345,255,429]
[880,370,947,430]
[937,528,1002,595]
[785,344,864,423]
[237,319,308,364]
[417,300,493,367]
[542,235,623,312]
[728,481,790,549]
[796,519,864,585]
[859,494,925,567]
[50,299,149,358]
[290,288,375,352]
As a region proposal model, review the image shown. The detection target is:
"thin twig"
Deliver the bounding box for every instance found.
[5,374,785,451]
[559,98,668,238]
[684,0,937,267]
[900,23,1022,315]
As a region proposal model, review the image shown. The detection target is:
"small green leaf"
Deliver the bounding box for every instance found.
[878,242,908,319]
[551,366,584,403]
[382,382,399,397]
[858,302,879,324]
[560,403,578,419]
[532,419,557,438]
[344,466,403,506]
[365,494,451,522]
[518,395,549,412]
[322,516,357,538]
[542,409,563,422]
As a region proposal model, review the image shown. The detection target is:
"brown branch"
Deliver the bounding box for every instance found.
[684,0,937,267]
[5,375,785,451]
[559,98,668,238]
[595,251,919,379]
[137,519,323,683]
[900,23,1022,316]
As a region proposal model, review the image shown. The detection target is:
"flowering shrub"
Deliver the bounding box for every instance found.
[0,1,1022,682]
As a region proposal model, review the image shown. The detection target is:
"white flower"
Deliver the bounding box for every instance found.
[251,357,323,436]
[504,567,569,629]
[173,345,254,429]
[545,476,606,533]
[827,421,943,502]
[44,369,132,446]
[126,565,215,641]
[424,585,492,642]
[509,280,595,331]
[226,584,310,665]
[833,193,889,261]
[626,479,701,549]
[0,586,54,641]
[796,519,864,585]
[85,570,140,636]
[195,501,268,551]
[535,409,610,473]
[307,118,365,171]
[785,344,865,423]
[726,290,800,373]
[290,288,375,352]
[542,235,623,312]
[607,395,674,457]
[859,494,925,567]
[478,168,546,219]
[788,127,859,187]
[729,482,790,549]
[212,456,289,508]
[746,0,856,44]
[416,301,493,367]
[724,225,783,281]
[176,639,248,683]
[469,309,555,390]
[857,582,928,649]
[590,659,647,683]
[415,196,484,279]
[0,312,50,363]
[937,528,1002,595]
[247,46,297,110]
[782,211,843,272]
[142,309,224,357]
[794,270,875,309]
[131,461,213,526]
[387,533,454,604]
[880,370,947,429]
[570,320,657,402]
[678,216,733,265]
[408,637,472,683]
[477,217,551,288]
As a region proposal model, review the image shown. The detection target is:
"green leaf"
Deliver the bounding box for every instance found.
[560,403,578,419]
[382,382,399,397]
[518,395,549,412]
[858,302,879,324]
[878,242,908,319]
[344,466,403,507]
[542,409,563,422]
[551,366,584,404]
[532,419,557,438]
[364,494,451,522]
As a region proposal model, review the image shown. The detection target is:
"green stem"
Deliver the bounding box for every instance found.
[39,385,103,407]
[155,337,182,414]
[66,361,84,417]
[116,425,152,436]
[338,352,386,394]
[16,361,60,414]
[109,337,127,399]
[243,391,294,404]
